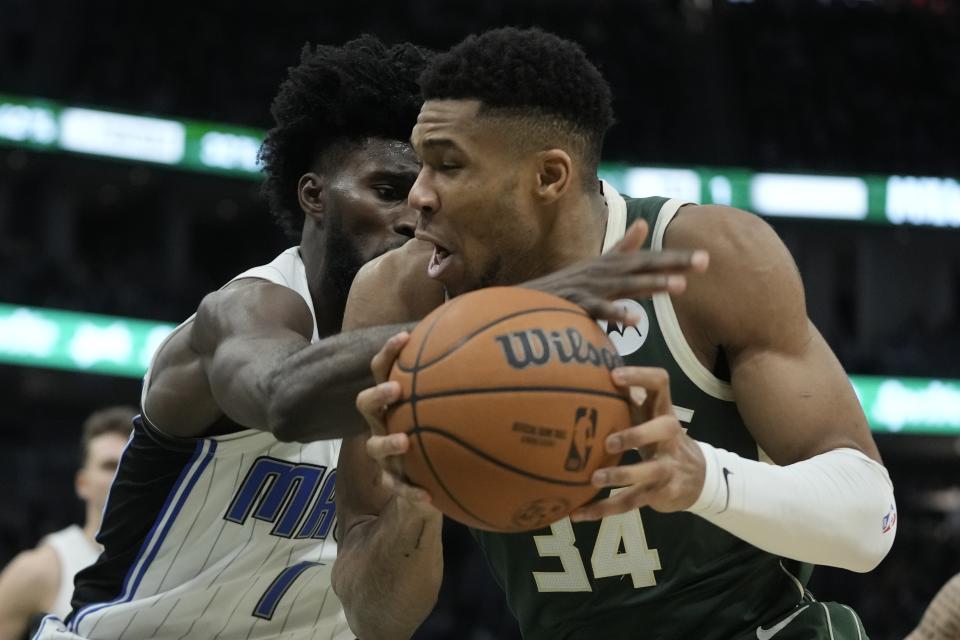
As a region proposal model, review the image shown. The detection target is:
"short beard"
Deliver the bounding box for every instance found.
[320,213,364,306]
[476,254,505,291]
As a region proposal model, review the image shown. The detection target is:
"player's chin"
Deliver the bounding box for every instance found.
[441,271,476,299]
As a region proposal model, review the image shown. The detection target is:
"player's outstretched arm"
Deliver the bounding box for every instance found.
[144,278,411,441]
[333,249,444,640]
[907,573,960,640]
[574,205,896,573]
[0,546,59,640]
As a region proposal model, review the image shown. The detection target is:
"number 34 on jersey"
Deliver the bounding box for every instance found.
[532,404,694,593]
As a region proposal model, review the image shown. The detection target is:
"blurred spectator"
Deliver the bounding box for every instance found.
[0,407,134,640]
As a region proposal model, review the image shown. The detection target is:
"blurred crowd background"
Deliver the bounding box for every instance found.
[1,1,958,638]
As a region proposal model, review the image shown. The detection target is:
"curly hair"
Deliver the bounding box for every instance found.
[259,36,431,239]
[419,27,614,174]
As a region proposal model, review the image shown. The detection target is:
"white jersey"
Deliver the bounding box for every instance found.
[35,248,352,640]
[41,525,102,618]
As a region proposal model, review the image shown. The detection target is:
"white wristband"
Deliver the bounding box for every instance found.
[686,441,897,573]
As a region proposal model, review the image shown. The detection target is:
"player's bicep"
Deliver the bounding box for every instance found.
[730,324,879,464]
[143,323,223,437]
[195,281,314,430]
[667,206,878,465]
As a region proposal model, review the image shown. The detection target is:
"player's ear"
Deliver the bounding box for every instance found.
[298,172,326,225]
[534,148,572,205]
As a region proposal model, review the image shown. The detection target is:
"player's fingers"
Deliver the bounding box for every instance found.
[612,367,674,418]
[590,457,670,490]
[582,298,643,325]
[611,219,649,253]
[365,432,410,462]
[381,470,433,504]
[570,484,659,522]
[623,248,708,274]
[612,273,687,299]
[355,381,402,430]
[606,415,683,454]
[370,331,410,383]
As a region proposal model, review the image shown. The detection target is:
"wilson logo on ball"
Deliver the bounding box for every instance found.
[494,328,621,371]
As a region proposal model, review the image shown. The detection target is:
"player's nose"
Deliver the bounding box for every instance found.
[392,208,416,239]
[408,171,439,218]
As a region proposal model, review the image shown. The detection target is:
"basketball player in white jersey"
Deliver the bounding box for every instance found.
[31,36,434,640]
[0,407,133,640]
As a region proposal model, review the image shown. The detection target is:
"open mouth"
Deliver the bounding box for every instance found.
[427,242,454,279]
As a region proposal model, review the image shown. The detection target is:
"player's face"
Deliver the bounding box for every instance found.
[409,100,546,297]
[323,138,420,267]
[76,432,128,515]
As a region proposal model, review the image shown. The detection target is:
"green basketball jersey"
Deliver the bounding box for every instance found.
[471,192,813,639]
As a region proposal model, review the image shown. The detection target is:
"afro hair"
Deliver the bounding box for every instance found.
[259,35,431,239]
[419,27,614,171]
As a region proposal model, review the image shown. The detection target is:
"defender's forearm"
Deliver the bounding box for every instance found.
[333,500,443,640]
[265,323,413,442]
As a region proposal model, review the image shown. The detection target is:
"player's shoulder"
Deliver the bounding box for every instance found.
[665,204,793,282]
[356,239,433,286]
[666,204,806,348]
[665,204,772,252]
[201,276,304,311]
[346,240,444,328]
[194,277,313,339]
[0,544,60,599]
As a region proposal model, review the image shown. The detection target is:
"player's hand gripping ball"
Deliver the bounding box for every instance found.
[386,287,631,532]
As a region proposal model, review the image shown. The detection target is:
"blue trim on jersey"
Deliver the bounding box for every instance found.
[70,438,217,633]
[30,614,58,640]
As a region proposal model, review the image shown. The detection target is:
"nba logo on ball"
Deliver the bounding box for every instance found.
[598,299,648,356]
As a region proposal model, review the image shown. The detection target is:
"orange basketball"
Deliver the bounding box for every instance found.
[386,287,631,533]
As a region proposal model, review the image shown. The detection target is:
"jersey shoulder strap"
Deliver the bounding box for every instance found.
[623,196,671,249]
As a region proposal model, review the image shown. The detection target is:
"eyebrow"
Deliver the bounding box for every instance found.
[417,138,462,152]
[367,168,419,182]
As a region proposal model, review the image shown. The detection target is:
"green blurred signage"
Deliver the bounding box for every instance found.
[0,303,175,378]
[851,375,960,436]
[0,303,957,435]
[1,94,959,227]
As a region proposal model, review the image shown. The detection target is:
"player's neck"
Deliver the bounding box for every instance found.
[83,507,100,546]
[538,187,608,273]
[297,240,347,338]
[309,265,349,338]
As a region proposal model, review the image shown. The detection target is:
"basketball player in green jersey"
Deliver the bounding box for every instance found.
[334,28,898,639]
